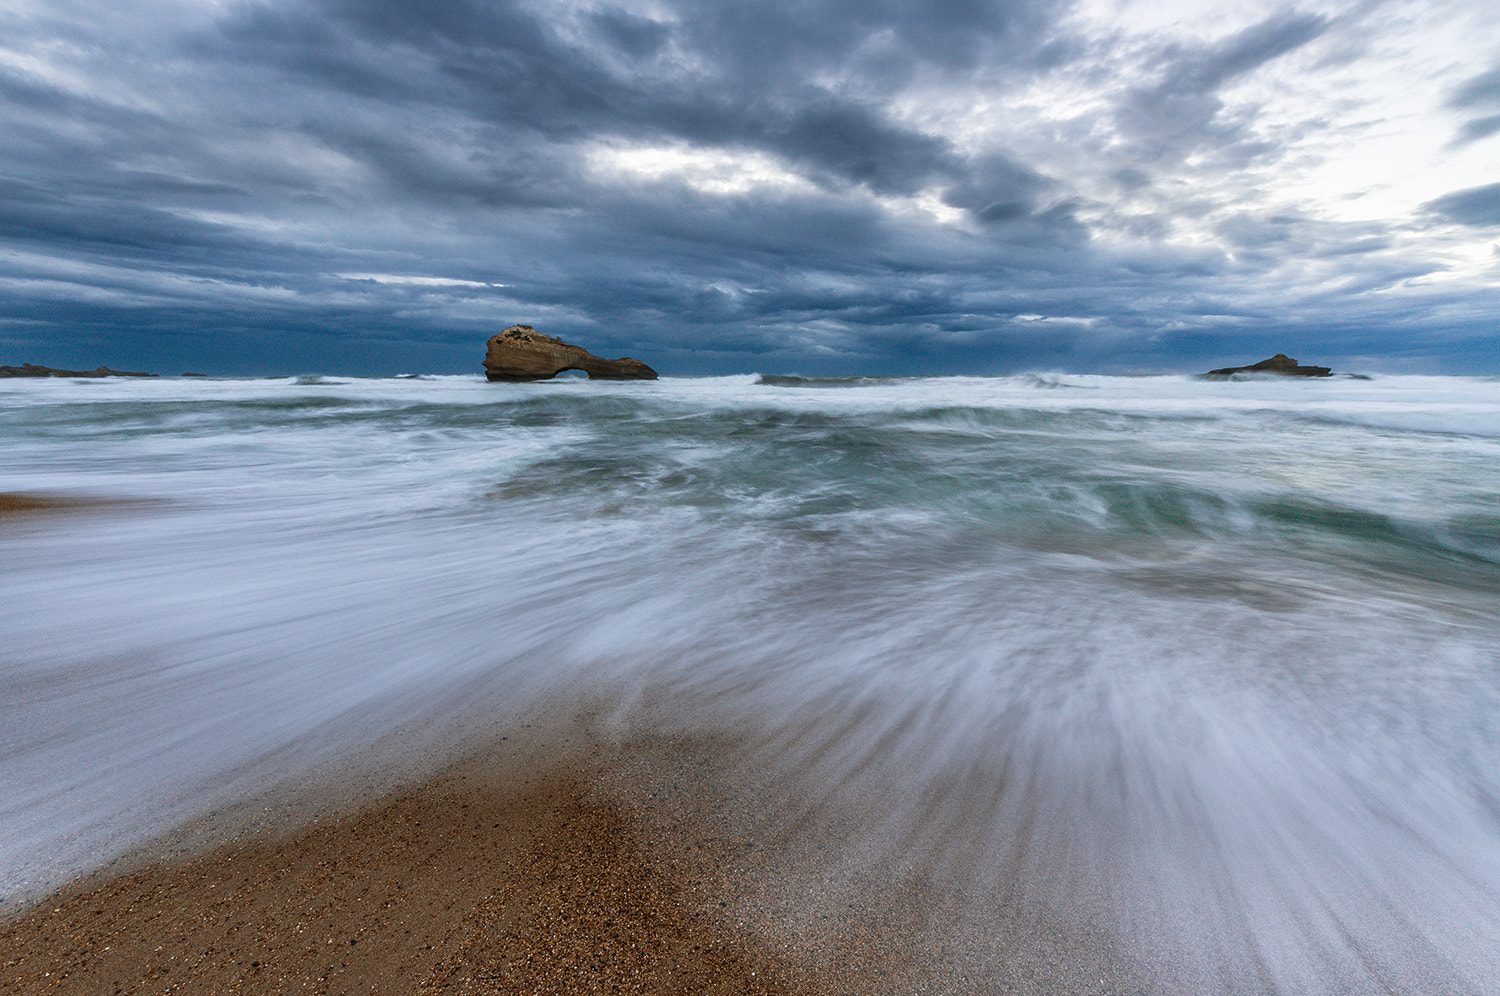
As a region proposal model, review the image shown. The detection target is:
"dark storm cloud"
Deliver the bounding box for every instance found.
[1,0,1496,375]
[754,104,954,196]
[644,0,1064,85]
[940,153,1054,225]
[201,0,1029,202]
[0,174,268,279]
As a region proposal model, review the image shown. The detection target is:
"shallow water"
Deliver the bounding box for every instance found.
[3,372,1499,991]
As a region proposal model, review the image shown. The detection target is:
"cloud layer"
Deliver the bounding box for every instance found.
[1,0,1497,374]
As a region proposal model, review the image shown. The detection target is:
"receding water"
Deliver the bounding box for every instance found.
[2,372,1499,992]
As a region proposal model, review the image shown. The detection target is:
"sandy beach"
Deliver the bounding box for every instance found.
[0,709,1149,996]
[0,494,1159,996]
[0,729,811,995]
[0,494,830,994]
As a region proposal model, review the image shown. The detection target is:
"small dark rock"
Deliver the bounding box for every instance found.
[1204,354,1332,378]
[0,363,157,378]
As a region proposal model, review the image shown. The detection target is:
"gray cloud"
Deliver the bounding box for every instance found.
[0,0,1495,376]
[1423,183,1500,227]
[1450,65,1500,108]
[1448,64,1500,147]
[1453,114,1500,145]
[1114,11,1329,163]
[200,0,1046,205]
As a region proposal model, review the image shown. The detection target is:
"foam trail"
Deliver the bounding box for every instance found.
[2,373,1499,991]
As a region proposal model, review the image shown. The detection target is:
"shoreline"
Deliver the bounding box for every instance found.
[0,713,1146,995]
[0,482,1141,992]
[0,490,1146,994]
[0,723,810,995]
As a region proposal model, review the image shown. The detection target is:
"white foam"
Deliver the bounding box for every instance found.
[3,373,1499,989]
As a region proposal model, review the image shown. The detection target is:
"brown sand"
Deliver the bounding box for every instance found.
[0,490,1139,992]
[0,722,1148,996]
[0,493,158,516]
[0,494,97,514]
[0,741,809,996]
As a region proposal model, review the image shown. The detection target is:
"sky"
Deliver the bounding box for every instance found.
[1,0,1497,376]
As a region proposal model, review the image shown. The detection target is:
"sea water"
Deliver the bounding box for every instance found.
[2,372,1498,991]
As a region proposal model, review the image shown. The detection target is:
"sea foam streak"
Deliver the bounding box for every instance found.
[2,372,1499,991]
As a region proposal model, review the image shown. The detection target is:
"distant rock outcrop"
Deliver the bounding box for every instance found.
[1204,354,1332,378]
[483,326,658,382]
[1,363,157,378]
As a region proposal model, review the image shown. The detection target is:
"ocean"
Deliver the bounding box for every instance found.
[3,371,1499,992]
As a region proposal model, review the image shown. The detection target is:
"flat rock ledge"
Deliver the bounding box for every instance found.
[1204,354,1332,378]
[1,363,156,378]
[483,326,658,382]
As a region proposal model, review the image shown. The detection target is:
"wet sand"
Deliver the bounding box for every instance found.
[0,494,1141,994]
[0,493,99,514]
[0,493,157,516]
[0,736,808,995]
[0,718,1148,996]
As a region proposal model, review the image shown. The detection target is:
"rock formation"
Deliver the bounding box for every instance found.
[483,326,658,382]
[1204,354,1332,378]
[1,363,156,378]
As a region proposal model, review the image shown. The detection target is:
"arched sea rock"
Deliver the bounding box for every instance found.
[483,326,658,382]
